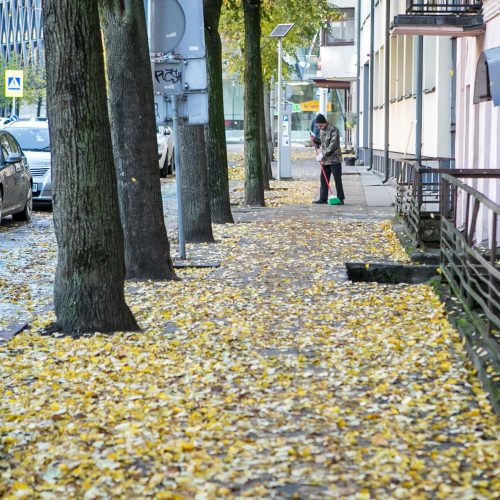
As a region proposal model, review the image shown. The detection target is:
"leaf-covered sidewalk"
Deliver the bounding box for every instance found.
[1,177,499,499]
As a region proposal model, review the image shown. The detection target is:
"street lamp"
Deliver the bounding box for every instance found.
[270,23,294,180]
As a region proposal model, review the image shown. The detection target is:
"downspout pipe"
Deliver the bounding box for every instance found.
[367,0,375,171]
[450,38,457,167]
[415,36,423,167]
[355,0,361,157]
[383,0,391,183]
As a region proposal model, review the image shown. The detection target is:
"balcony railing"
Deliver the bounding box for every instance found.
[406,0,482,15]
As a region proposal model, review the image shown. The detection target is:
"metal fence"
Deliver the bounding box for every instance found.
[406,0,483,14]
[440,173,500,363]
[395,162,443,245]
[394,162,498,246]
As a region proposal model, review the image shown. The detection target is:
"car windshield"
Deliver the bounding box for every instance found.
[8,127,50,152]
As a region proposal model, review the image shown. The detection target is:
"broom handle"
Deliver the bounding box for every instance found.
[320,163,334,195]
[314,145,333,195]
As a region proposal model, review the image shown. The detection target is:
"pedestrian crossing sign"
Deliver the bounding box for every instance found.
[5,70,23,97]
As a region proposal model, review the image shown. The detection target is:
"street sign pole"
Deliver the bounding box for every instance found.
[5,70,23,116]
[150,0,211,265]
[172,95,186,260]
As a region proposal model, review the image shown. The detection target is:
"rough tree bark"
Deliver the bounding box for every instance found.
[204,0,234,224]
[99,0,176,280]
[243,0,265,206]
[179,124,214,243]
[43,0,138,334]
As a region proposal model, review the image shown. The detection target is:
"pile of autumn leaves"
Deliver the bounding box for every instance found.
[1,178,499,499]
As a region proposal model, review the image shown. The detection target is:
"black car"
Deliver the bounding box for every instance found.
[0,130,33,225]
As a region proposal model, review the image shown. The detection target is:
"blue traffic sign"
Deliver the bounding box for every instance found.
[7,77,21,91]
[5,70,23,97]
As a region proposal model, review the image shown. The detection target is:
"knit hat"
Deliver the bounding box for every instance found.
[315,113,327,124]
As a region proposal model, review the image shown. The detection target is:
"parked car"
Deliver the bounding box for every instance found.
[157,126,175,177]
[0,130,32,224]
[5,121,51,206]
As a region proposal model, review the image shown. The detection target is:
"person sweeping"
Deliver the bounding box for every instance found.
[312,114,345,205]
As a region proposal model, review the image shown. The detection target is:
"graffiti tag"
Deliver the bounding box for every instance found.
[155,68,181,85]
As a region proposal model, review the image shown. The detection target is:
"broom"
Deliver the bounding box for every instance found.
[320,162,342,205]
[315,146,342,206]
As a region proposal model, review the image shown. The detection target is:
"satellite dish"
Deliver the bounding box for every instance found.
[153,0,186,54]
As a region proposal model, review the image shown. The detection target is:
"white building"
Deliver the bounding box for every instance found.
[455,0,500,244]
[356,0,484,170]
[314,0,358,148]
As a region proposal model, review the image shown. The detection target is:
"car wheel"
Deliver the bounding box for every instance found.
[13,188,32,222]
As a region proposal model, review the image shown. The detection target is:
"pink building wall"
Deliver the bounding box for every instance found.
[455,0,500,244]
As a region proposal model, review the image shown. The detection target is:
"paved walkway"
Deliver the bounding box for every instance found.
[1,151,499,498]
[162,151,396,229]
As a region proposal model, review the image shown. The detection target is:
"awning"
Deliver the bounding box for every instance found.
[312,79,351,90]
[391,14,485,37]
[474,47,500,106]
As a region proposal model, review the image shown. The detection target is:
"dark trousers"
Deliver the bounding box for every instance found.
[320,162,345,202]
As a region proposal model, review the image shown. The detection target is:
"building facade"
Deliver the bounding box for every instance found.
[315,0,358,149]
[358,0,459,168]
[352,0,499,241]
[455,0,500,217]
[0,0,44,65]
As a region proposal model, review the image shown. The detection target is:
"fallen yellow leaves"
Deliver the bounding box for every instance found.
[1,195,499,498]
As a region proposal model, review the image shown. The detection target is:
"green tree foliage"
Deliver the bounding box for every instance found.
[0,56,46,112]
[221,0,339,83]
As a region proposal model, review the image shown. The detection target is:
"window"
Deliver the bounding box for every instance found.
[322,8,355,46]
[1,135,12,160]
[6,134,21,155]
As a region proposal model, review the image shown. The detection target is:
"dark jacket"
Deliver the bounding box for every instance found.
[319,122,342,165]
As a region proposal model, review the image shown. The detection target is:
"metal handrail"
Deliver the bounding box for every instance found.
[439,172,500,414]
[406,0,482,15]
[395,161,500,245]
[439,172,499,353]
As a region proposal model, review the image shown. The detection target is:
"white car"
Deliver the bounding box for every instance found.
[157,126,174,177]
[0,117,12,128]
[5,121,52,206]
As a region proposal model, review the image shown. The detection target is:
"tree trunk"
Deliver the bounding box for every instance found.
[243,0,265,206]
[179,124,214,243]
[43,0,138,334]
[37,96,42,118]
[204,0,234,224]
[99,0,176,281]
[264,84,275,177]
